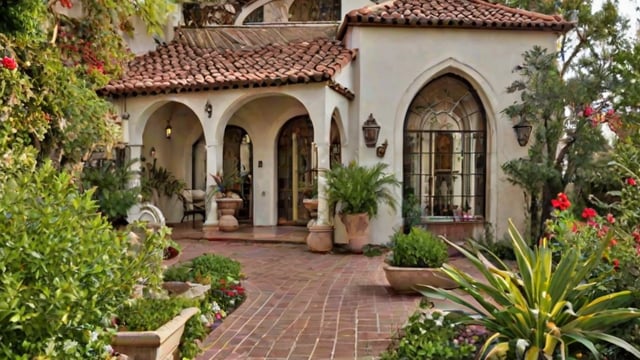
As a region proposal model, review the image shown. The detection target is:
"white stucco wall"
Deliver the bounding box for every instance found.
[345,26,559,243]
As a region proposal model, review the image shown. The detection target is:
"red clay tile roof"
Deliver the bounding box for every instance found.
[339,0,574,36]
[101,38,356,97]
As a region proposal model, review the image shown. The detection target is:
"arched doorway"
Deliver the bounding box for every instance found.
[223,126,253,223]
[277,115,314,225]
[403,74,487,220]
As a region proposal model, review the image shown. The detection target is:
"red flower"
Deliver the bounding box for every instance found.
[60,0,73,8]
[610,239,617,247]
[581,207,597,220]
[606,213,615,224]
[633,231,640,243]
[551,193,571,211]
[627,178,637,186]
[571,223,579,233]
[583,106,594,117]
[2,56,17,70]
[612,259,620,270]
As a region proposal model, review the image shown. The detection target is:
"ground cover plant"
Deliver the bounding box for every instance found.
[381,301,488,360]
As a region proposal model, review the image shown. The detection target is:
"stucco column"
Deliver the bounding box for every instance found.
[203,143,219,228]
[316,142,330,225]
[128,144,143,188]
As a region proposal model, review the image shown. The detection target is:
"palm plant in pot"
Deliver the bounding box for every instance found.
[384,227,458,293]
[325,161,399,253]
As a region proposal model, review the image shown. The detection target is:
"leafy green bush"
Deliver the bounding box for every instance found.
[0,162,167,358]
[164,254,242,284]
[389,227,448,268]
[326,161,400,216]
[81,158,140,225]
[381,305,482,360]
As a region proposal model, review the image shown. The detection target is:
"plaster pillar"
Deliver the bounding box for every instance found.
[128,144,143,188]
[203,143,220,235]
[316,142,330,225]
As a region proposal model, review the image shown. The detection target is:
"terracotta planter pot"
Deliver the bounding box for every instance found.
[383,263,458,294]
[306,224,333,253]
[112,307,199,360]
[341,213,370,253]
[215,198,243,232]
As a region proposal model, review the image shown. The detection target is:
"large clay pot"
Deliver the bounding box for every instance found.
[306,224,333,253]
[341,213,370,253]
[216,198,243,232]
[383,263,458,294]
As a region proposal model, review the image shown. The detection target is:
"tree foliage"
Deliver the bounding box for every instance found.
[0,0,174,168]
[495,0,635,240]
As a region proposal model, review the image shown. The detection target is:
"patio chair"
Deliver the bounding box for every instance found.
[179,189,206,227]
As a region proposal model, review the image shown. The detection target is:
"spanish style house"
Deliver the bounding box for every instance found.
[101,0,572,243]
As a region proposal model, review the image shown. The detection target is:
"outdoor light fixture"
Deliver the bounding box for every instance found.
[150,147,156,158]
[376,140,388,158]
[362,113,381,148]
[165,120,173,139]
[205,100,212,118]
[513,116,532,147]
[121,96,130,121]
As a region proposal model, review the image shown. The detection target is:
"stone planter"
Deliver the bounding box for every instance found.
[341,213,370,253]
[112,307,199,360]
[306,224,333,253]
[216,198,243,232]
[383,263,458,294]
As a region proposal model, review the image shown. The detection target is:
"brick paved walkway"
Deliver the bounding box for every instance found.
[169,239,421,360]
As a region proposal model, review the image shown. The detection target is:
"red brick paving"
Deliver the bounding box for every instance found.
[168,239,421,360]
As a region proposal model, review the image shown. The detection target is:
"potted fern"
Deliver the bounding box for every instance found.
[326,162,399,253]
[384,227,458,293]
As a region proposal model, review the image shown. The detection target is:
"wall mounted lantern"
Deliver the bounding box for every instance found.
[205,100,212,118]
[165,120,173,139]
[513,116,532,147]
[362,113,380,148]
[376,140,388,158]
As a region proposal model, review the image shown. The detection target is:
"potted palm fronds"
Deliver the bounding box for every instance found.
[325,162,399,253]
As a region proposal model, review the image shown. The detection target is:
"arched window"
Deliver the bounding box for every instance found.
[403,75,486,220]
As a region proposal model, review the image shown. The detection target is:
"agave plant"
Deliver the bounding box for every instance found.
[325,161,400,216]
[419,220,640,360]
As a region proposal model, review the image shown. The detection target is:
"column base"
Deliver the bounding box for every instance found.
[202,224,219,240]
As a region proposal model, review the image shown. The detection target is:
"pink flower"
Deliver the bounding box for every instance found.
[610,239,617,247]
[2,56,17,70]
[581,207,597,220]
[606,213,615,224]
[627,178,637,186]
[612,259,620,270]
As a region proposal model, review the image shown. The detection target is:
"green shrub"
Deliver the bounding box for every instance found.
[164,254,242,284]
[380,305,482,360]
[81,159,140,225]
[389,227,448,268]
[0,162,167,358]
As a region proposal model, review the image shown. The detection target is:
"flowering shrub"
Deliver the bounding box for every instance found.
[380,303,485,360]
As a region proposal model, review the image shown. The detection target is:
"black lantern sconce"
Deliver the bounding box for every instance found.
[205,100,212,118]
[362,113,381,148]
[121,96,130,121]
[165,120,173,139]
[513,115,532,147]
